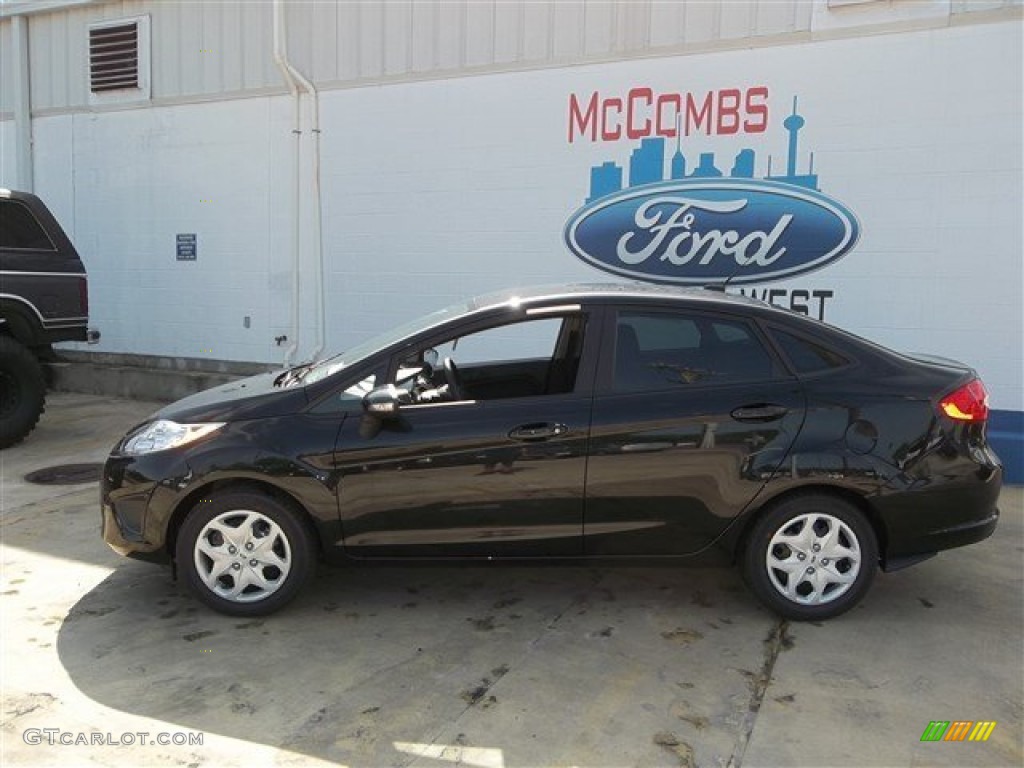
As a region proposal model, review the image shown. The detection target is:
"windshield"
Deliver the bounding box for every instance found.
[296,299,472,386]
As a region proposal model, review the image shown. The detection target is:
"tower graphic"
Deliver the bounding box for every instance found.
[670,114,686,179]
[689,152,723,178]
[731,148,755,178]
[629,138,665,187]
[768,96,818,190]
[587,162,622,203]
[783,96,804,178]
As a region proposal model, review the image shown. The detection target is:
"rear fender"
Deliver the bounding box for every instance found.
[721,450,892,563]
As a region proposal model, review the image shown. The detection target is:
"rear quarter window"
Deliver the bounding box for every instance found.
[771,329,849,374]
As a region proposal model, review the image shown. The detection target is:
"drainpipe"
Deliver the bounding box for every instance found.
[272,0,301,368]
[270,2,327,366]
[12,15,34,192]
[285,65,325,363]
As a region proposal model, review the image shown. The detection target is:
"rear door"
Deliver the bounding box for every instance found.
[584,305,805,556]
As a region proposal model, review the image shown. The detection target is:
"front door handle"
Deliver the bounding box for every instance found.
[731,404,789,422]
[509,422,568,442]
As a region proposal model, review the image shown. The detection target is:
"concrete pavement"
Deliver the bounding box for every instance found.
[1,393,1021,767]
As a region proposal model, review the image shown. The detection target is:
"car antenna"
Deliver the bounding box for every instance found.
[704,263,744,293]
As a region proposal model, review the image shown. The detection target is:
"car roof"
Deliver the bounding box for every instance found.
[468,282,774,312]
[458,282,905,375]
[466,282,876,350]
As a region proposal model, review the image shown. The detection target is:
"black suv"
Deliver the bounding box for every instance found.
[0,189,98,447]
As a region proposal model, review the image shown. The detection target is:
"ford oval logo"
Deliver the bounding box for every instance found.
[564,180,860,285]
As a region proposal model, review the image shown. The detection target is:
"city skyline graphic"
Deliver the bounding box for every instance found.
[586,96,819,204]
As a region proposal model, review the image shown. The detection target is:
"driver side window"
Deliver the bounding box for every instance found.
[392,315,585,404]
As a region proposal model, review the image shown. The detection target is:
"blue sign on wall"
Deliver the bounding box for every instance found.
[564,97,860,285]
[176,233,197,261]
[565,180,859,285]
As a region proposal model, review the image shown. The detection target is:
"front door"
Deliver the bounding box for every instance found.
[335,311,595,558]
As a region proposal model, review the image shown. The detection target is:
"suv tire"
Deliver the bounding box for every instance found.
[0,336,46,449]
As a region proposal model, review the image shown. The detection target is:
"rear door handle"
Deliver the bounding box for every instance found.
[731,404,789,422]
[509,422,568,442]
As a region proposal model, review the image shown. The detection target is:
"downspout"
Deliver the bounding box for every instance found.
[285,65,325,363]
[272,0,301,368]
[12,15,34,192]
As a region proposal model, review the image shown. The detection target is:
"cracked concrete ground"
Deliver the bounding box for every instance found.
[1,393,1021,767]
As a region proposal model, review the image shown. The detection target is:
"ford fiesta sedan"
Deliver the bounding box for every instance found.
[102,284,1002,620]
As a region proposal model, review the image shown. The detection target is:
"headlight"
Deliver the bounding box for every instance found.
[121,420,225,455]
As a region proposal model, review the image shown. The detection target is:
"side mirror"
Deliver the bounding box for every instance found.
[363,384,403,419]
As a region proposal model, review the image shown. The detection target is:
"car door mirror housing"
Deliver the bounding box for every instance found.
[363,384,404,419]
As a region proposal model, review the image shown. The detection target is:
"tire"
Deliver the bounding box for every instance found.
[175,491,315,616]
[0,336,46,449]
[741,494,878,621]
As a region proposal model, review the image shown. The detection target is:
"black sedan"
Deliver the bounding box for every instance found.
[101,284,1002,620]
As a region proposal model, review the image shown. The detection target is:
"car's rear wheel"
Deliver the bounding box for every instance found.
[0,336,46,449]
[176,491,314,616]
[742,494,878,621]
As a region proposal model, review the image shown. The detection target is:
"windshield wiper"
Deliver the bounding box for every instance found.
[273,356,336,388]
[274,365,309,388]
[290,365,316,385]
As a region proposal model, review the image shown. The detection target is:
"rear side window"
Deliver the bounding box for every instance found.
[614,311,776,392]
[771,329,849,374]
[625,314,702,351]
[0,200,55,250]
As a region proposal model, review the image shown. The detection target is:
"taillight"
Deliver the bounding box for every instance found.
[79,276,89,317]
[939,379,989,422]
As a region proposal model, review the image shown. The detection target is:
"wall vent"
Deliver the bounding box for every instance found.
[90,23,139,91]
[88,16,150,103]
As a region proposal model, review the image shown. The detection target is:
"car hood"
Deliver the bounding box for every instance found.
[153,370,309,423]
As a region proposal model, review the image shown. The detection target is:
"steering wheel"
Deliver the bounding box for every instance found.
[443,357,464,401]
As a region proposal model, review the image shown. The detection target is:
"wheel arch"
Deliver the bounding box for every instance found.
[165,478,325,561]
[0,299,44,345]
[733,484,888,566]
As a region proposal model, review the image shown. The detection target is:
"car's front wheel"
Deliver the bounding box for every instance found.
[176,491,315,616]
[742,494,878,621]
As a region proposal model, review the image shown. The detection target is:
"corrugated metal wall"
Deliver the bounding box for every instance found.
[0,19,14,115]
[1,0,1019,116]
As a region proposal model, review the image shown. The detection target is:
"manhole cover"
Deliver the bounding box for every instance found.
[24,463,104,486]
